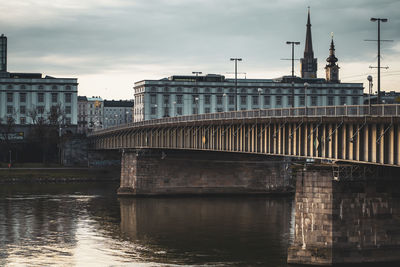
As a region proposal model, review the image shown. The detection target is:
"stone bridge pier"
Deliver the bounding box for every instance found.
[118,149,293,196]
[288,165,400,265]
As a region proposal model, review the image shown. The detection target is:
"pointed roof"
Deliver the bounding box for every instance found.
[326,34,338,66]
[304,7,314,58]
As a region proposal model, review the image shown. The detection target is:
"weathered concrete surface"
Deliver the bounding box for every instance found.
[287,166,400,265]
[118,149,293,196]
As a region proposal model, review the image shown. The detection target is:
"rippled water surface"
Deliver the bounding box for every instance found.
[0,183,294,266]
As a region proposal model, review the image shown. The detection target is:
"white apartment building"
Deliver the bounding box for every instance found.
[103,100,133,128]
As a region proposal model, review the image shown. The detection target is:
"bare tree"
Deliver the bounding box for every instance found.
[0,115,16,164]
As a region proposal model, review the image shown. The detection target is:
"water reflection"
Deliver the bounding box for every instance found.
[119,197,293,266]
[0,183,294,266]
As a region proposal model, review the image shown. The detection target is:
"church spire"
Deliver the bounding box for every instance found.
[304,7,314,58]
[300,7,318,79]
[325,33,340,83]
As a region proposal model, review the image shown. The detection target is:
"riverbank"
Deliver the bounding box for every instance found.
[0,167,120,183]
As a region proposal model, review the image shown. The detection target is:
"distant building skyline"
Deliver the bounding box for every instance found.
[0,1,398,100]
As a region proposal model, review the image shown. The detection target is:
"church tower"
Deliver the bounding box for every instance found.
[300,8,318,79]
[325,34,340,83]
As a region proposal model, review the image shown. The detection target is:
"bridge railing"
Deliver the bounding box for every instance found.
[91,104,400,135]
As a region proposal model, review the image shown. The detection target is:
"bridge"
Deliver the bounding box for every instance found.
[90,104,400,167]
[89,104,400,266]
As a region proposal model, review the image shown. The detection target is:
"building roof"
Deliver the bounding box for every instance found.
[78,96,88,101]
[104,100,134,107]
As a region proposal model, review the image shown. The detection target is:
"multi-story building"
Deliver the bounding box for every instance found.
[103,100,134,128]
[0,34,78,125]
[77,96,88,134]
[85,96,103,132]
[133,11,363,122]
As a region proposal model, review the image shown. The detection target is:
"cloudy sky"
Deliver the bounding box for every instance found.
[1,0,399,99]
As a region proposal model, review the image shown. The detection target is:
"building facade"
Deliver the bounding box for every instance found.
[103,100,134,129]
[133,10,363,122]
[0,35,78,126]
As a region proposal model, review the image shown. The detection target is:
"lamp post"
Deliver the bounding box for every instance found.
[370,17,388,104]
[258,88,262,109]
[286,41,300,77]
[173,101,177,117]
[304,82,309,115]
[230,58,242,111]
[154,104,158,118]
[223,93,227,112]
[291,82,295,108]
[367,75,373,114]
[195,97,199,114]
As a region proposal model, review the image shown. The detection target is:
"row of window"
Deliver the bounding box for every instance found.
[2,84,73,90]
[149,94,360,106]
[5,92,72,103]
[6,105,72,115]
[147,86,361,95]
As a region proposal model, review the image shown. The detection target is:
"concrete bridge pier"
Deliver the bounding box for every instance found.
[118,149,293,196]
[287,165,400,265]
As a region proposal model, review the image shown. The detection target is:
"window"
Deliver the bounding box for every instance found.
[216,108,223,112]
[38,106,44,114]
[276,96,282,106]
[241,88,246,94]
[7,106,13,114]
[20,93,26,103]
[66,85,71,90]
[328,96,334,106]
[312,89,317,94]
[177,95,183,104]
[7,84,13,89]
[65,93,72,103]
[264,95,270,105]
[20,106,26,114]
[340,96,346,105]
[328,89,334,94]
[163,94,169,104]
[217,95,223,105]
[265,88,270,94]
[20,117,26,124]
[340,89,346,95]
[205,107,210,113]
[205,95,211,104]
[150,94,156,104]
[38,93,44,103]
[229,95,234,105]
[205,88,210,93]
[311,96,317,106]
[352,90,358,95]
[39,85,44,90]
[288,96,293,106]
[300,96,305,106]
[193,87,198,93]
[52,85,58,90]
[164,87,169,92]
[65,106,71,114]
[192,107,198,114]
[177,107,182,115]
[217,88,223,93]
[252,95,259,105]
[276,88,282,94]
[240,96,247,105]
[177,87,183,92]
[352,97,359,105]
[52,93,58,103]
[20,85,26,90]
[151,107,156,115]
[163,107,169,117]
[66,118,71,125]
[7,93,13,102]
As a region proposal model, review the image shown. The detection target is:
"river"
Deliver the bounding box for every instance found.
[0,182,295,266]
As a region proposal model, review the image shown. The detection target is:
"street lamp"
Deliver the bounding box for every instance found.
[257,88,262,109]
[230,58,242,111]
[304,82,309,115]
[195,97,199,114]
[370,17,388,104]
[286,41,300,77]
[367,75,373,114]
[223,93,227,112]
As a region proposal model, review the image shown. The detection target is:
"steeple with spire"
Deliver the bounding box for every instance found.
[300,7,318,79]
[325,33,340,82]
